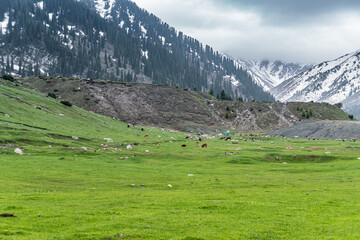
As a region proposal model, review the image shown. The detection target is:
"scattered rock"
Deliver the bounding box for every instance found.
[80,147,88,151]
[5,144,15,148]
[168,184,172,188]
[145,150,149,153]
[141,184,146,187]
[104,138,114,143]
[14,148,23,155]
[325,152,331,154]
[72,136,79,140]
[4,114,10,118]
[59,114,65,117]
[130,184,136,187]
[126,145,133,150]
[236,147,242,151]
[283,162,288,164]
[225,152,235,155]
[0,213,16,217]
[188,174,194,177]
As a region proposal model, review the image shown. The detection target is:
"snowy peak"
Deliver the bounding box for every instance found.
[272,49,360,104]
[237,59,312,91]
[271,49,360,118]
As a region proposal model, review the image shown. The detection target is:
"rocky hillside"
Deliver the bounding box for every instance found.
[12,76,351,133]
[0,0,273,102]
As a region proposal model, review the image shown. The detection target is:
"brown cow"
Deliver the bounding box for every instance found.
[144,134,149,138]
[351,138,357,142]
[201,143,208,148]
[181,144,187,147]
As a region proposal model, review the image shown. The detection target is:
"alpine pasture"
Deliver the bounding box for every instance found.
[1,83,360,239]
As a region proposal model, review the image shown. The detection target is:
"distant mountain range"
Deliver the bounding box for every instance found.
[0,0,274,102]
[236,59,312,92]
[271,50,360,118]
[238,51,360,119]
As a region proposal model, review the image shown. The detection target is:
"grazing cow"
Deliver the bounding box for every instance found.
[198,138,202,142]
[196,142,199,147]
[351,138,357,142]
[226,137,232,141]
[201,143,208,148]
[141,128,144,131]
[181,144,187,147]
[185,136,189,139]
[144,134,149,138]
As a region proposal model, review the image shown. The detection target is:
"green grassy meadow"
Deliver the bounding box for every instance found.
[1,82,360,239]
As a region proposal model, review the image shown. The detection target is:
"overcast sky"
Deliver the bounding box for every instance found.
[132,0,360,64]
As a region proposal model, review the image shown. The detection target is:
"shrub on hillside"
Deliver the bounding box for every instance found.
[2,74,15,82]
[47,93,57,99]
[60,101,72,107]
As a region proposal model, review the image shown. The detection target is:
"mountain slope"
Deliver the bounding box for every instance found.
[272,50,360,111]
[0,0,273,102]
[237,59,312,91]
[14,76,351,132]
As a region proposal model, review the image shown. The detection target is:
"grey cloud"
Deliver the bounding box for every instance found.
[218,0,360,24]
[132,0,360,63]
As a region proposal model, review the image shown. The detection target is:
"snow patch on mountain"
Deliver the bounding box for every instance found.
[94,0,116,19]
[0,12,9,35]
[35,1,44,10]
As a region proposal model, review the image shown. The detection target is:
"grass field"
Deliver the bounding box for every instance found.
[1,82,360,239]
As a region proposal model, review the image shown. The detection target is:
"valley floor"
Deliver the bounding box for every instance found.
[1,83,360,239]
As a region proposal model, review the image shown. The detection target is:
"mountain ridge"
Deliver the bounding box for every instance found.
[271,50,360,118]
[236,59,312,92]
[0,0,273,102]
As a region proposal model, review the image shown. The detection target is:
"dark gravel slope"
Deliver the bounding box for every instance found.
[267,120,360,139]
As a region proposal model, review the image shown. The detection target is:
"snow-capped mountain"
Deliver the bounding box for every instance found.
[272,50,360,117]
[0,0,274,102]
[237,59,312,92]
